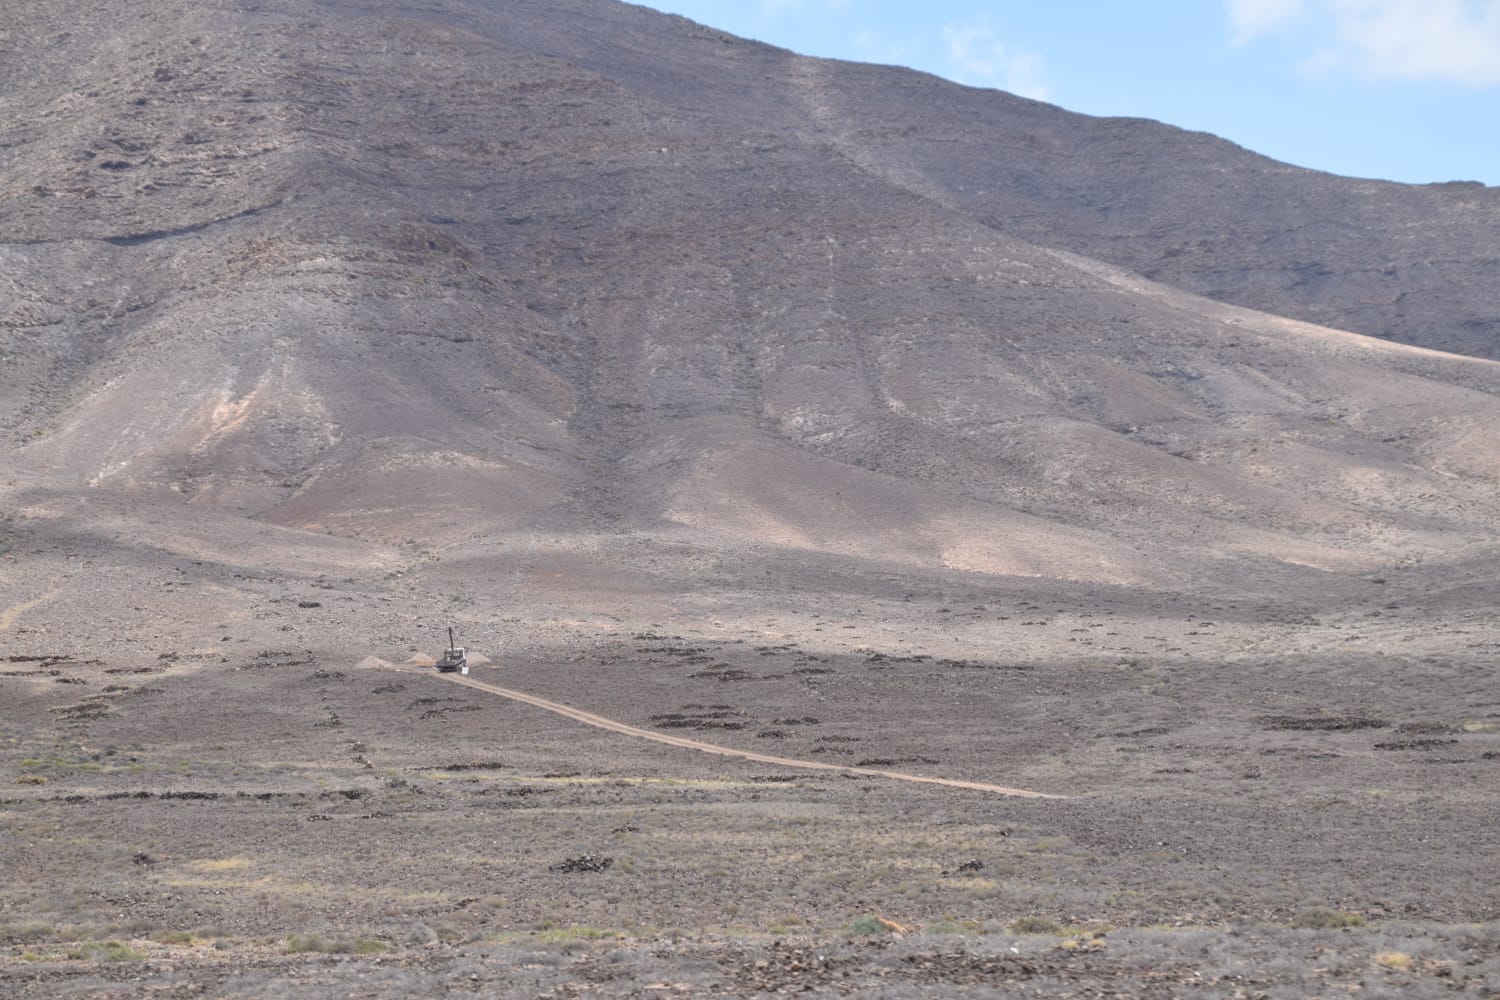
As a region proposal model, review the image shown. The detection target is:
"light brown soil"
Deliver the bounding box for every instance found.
[3,556,1498,996]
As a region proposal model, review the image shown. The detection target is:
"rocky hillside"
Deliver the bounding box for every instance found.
[2,0,1498,594]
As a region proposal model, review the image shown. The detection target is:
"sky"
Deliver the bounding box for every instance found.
[640,0,1499,186]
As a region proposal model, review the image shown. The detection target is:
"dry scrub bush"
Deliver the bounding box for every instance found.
[1008,916,1064,935]
[1288,907,1365,930]
[152,930,195,945]
[67,941,144,962]
[283,933,388,955]
[848,915,893,937]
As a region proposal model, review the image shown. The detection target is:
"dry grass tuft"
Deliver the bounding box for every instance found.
[1288,907,1365,930]
[187,857,253,873]
[1009,916,1064,935]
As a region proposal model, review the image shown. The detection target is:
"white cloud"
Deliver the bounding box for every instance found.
[1229,0,1307,43]
[1229,0,1500,85]
[1319,0,1500,84]
[941,16,1049,99]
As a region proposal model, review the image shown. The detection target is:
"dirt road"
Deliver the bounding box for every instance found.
[0,581,60,633]
[411,666,1064,799]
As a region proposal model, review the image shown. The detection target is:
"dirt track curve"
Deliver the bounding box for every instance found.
[401,665,1064,799]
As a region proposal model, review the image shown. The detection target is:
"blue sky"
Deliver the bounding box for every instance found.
[641,1,1499,186]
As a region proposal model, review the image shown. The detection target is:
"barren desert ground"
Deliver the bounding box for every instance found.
[3,499,1498,996]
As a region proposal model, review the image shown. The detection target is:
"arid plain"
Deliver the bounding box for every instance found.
[3,0,1499,995]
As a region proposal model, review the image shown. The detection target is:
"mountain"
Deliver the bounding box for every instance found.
[5,2,1500,989]
[489,0,1500,359]
[2,0,1498,598]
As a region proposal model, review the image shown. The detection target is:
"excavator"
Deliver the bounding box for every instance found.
[435,627,468,675]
